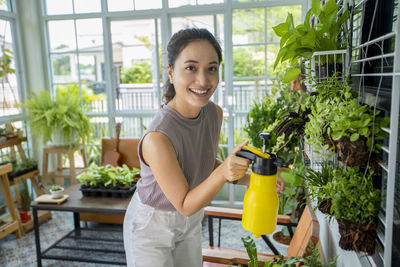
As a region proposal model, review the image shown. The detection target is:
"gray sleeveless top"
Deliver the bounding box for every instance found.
[136,101,219,211]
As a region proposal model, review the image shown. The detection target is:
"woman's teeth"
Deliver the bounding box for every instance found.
[189,88,208,95]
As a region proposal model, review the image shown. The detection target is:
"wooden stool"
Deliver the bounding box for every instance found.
[0,163,23,239]
[42,145,88,186]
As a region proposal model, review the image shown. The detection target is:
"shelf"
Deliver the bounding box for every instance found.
[0,136,27,150]
[0,213,21,239]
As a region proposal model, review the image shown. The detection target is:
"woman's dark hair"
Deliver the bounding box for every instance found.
[163,28,222,104]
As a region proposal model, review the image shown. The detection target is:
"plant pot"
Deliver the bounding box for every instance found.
[51,126,79,146]
[337,218,378,255]
[335,136,369,167]
[50,187,64,199]
[19,209,32,223]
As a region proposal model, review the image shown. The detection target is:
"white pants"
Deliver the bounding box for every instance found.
[123,193,204,267]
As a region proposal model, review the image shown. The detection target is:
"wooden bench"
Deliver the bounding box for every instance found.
[202,205,319,266]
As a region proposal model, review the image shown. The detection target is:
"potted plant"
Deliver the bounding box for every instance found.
[330,97,390,167]
[302,162,336,215]
[325,166,381,255]
[50,185,64,199]
[272,0,350,82]
[78,163,140,198]
[19,179,32,223]
[22,90,91,146]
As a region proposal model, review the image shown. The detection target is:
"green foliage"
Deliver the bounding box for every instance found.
[0,48,15,77]
[302,162,336,207]
[51,185,62,191]
[233,47,264,78]
[23,90,91,146]
[325,167,381,224]
[242,236,336,267]
[78,163,140,189]
[330,99,390,153]
[273,0,350,82]
[278,163,305,215]
[20,179,32,212]
[53,55,70,76]
[120,61,152,83]
[304,75,355,151]
[56,84,102,112]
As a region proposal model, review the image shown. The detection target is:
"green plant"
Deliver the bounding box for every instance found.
[78,163,140,189]
[304,75,356,152]
[273,0,350,82]
[23,90,91,146]
[20,179,32,212]
[278,162,305,217]
[325,166,381,224]
[330,98,390,153]
[51,185,62,191]
[241,236,336,267]
[302,162,336,214]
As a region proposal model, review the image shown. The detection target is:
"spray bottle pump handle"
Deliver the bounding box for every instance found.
[259,133,271,153]
[236,149,256,162]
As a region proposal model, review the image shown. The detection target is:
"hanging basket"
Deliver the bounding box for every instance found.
[335,136,369,167]
[337,218,378,255]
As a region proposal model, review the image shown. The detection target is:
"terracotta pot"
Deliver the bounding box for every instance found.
[337,218,378,255]
[19,210,32,223]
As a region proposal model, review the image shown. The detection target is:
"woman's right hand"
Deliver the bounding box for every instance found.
[220,141,251,183]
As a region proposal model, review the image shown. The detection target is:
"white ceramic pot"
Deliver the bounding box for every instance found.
[51,126,79,146]
[50,187,64,199]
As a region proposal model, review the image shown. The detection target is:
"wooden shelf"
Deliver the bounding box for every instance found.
[0,136,27,150]
[0,213,21,239]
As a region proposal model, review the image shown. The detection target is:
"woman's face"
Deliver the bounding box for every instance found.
[168,40,220,110]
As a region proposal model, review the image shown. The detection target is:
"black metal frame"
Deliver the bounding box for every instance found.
[32,207,126,266]
[206,214,297,255]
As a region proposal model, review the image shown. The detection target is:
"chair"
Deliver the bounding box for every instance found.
[80,138,140,224]
[202,205,319,266]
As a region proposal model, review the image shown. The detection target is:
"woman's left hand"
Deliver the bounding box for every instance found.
[276,177,285,195]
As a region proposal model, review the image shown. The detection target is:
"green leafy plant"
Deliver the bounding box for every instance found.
[23,90,91,146]
[51,185,62,191]
[330,98,390,153]
[278,163,305,217]
[302,162,336,215]
[325,166,381,224]
[242,236,336,267]
[78,163,140,189]
[20,179,32,212]
[273,0,350,82]
[304,75,356,152]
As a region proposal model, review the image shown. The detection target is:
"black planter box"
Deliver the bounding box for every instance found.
[80,184,136,198]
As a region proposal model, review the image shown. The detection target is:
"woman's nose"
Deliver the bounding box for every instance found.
[196,70,209,86]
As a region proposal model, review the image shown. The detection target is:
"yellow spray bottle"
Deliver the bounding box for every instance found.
[236,133,279,238]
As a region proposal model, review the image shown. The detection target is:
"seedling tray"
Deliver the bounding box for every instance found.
[80,184,136,198]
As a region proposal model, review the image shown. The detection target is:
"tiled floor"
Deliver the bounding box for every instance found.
[0,211,286,267]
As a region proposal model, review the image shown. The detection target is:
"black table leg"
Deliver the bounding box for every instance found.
[208,215,214,247]
[261,235,280,255]
[74,212,81,236]
[33,207,42,267]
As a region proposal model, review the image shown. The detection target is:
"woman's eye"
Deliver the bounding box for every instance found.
[209,66,218,72]
[186,66,196,71]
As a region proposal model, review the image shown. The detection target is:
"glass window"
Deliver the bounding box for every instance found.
[110,19,160,111]
[46,0,73,15]
[74,0,101,13]
[0,19,21,117]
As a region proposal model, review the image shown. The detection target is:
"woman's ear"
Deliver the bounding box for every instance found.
[167,64,174,84]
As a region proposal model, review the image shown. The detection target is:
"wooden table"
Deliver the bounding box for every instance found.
[31,183,131,266]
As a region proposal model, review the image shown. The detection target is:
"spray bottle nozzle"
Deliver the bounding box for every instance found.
[259,133,271,153]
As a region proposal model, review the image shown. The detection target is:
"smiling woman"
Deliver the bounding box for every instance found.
[123,28,251,267]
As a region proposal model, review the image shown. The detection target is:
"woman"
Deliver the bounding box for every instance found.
[123,28,284,267]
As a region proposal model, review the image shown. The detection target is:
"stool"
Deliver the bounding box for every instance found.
[42,145,88,186]
[0,163,23,239]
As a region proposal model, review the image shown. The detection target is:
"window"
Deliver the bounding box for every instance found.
[42,0,304,206]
